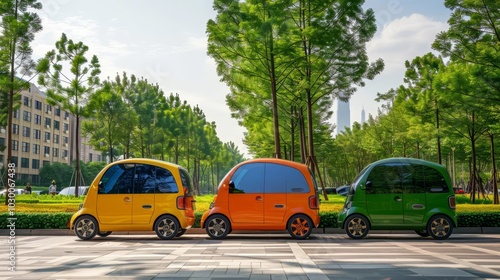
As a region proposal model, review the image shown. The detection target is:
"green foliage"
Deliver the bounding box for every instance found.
[457,212,500,227]
[0,213,72,229]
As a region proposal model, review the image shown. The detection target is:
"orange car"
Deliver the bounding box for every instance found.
[201,158,320,239]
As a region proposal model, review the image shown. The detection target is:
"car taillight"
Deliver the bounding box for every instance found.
[309,195,319,209]
[449,195,456,209]
[177,196,186,210]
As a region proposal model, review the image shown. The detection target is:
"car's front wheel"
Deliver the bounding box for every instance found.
[205,215,230,239]
[287,214,313,240]
[154,215,179,240]
[427,215,453,240]
[74,216,98,240]
[345,214,370,239]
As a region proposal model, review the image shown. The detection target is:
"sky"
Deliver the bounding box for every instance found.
[30,0,452,157]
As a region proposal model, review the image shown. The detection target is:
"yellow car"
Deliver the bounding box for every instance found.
[69,158,196,240]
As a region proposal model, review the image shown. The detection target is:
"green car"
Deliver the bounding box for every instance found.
[338,157,457,240]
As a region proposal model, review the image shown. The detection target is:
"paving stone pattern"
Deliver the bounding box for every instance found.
[2,233,500,279]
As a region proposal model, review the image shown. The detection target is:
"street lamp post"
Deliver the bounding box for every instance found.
[451,147,456,187]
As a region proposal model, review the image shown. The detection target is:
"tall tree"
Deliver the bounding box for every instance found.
[37,33,101,196]
[433,0,500,203]
[0,0,42,204]
[82,77,128,162]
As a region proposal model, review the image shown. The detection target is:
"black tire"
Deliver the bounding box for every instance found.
[427,215,453,240]
[154,215,180,240]
[287,214,313,240]
[74,215,98,240]
[414,230,429,237]
[176,229,187,237]
[205,214,230,239]
[96,231,112,237]
[345,214,370,239]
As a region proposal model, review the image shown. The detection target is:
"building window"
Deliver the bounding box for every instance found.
[44,146,50,156]
[35,100,42,110]
[53,148,59,157]
[22,126,30,137]
[0,137,4,146]
[13,109,20,119]
[23,111,31,122]
[32,159,40,169]
[21,158,30,168]
[89,153,93,162]
[53,134,59,144]
[64,111,69,119]
[34,114,42,125]
[23,96,31,107]
[33,144,40,154]
[63,150,68,158]
[11,156,18,166]
[45,117,51,128]
[44,132,51,142]
[33,129,41,139]
[63,136,68,144]
[55,107,60,116]
[22,142,30,152]
[63,123,69,132]
[12,124,19,134]
[12,140,18,151]
[46,104,52,114]
[54,120,60,130]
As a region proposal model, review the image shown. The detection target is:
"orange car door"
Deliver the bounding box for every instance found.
[228,163,265,224]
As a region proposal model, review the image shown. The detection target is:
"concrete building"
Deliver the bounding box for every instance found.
[0,83,103,185]
[336,99,350,135]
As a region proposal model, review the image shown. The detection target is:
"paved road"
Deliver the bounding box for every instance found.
[3,233,500,279]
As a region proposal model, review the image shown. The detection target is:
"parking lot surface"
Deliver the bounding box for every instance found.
[3,233,500,279]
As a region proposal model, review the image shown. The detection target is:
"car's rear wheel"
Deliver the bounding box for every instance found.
[345,214,369,239]
[427,215,453,240]
[287,214,313,239]
[96,231,112,237]
[74,216,98,240]
[154,215,179,240]
[415,230,429,237]
[205,214,230,239]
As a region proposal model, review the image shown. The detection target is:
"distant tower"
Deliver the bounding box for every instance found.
[361,106,366,124]
[336,99,350,135]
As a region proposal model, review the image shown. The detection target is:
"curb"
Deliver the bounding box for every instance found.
[2,227,499,236]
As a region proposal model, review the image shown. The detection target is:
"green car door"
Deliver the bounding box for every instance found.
[365,163,404,225]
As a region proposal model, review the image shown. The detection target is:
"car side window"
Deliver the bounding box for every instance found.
[265,163,309,193]
[134,164,157,193]
[366,164,402,194]
[157,167,178,193]
[229,163,265,194]
[99,163,135,194]
[424,165,449,192]
[401,164,426,193]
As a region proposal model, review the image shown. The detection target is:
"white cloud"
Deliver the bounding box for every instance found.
[368,14,448,68]
[349,14,448,124]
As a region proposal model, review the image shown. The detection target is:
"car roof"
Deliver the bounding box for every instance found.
[370,157,445,170]
[111,158,183,169]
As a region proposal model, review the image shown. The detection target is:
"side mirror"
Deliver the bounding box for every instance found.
[228,181,235,193]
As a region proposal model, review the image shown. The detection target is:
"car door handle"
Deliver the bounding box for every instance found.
[124,197,131,203]
[274,204,285,208]
[394,196,402,202]
[142,204,152,209]
[255,196,263,201]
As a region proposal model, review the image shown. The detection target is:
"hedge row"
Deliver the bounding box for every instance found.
[2,211,500,230]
